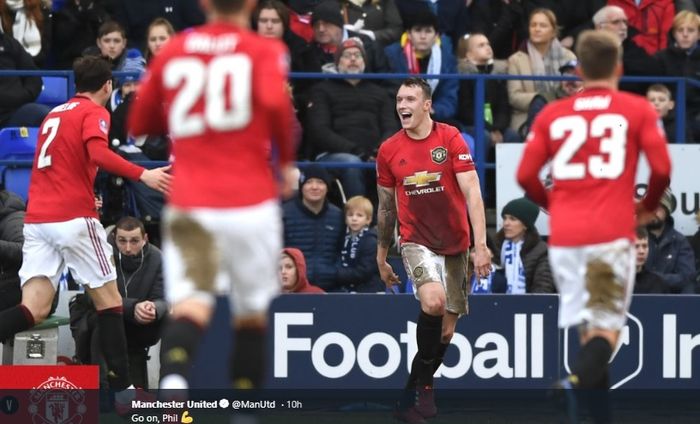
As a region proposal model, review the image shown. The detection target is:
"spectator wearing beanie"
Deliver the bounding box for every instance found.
[488,197,555,293]
[280,248,325,293]
[644,189,696,293]
[282,165,345,291]
[110,51,145,112]
[305,37,398,198]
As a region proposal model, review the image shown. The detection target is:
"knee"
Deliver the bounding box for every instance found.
[421,297,446,316]
[28,303,51,325]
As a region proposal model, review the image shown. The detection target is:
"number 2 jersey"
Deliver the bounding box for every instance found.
[517,87,671,246]
[26,96,144,223]
[128,21,294,209]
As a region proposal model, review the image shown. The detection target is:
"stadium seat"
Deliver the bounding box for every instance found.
[0,127,38,201]
[37,77,68,107]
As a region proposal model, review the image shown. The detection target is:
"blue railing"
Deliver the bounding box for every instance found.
[0,70,696,196]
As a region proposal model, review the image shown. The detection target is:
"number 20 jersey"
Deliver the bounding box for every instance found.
[518,87,671,246]
[128,22,295,209]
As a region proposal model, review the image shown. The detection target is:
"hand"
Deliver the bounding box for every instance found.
[279,164,297,200]
[635,201,656,226]
[140,165,172,195]
[472,245,492,279]
[490,130,504,144]
[94,195,103,211]
[378,260,400,288]
[134,301,157,324]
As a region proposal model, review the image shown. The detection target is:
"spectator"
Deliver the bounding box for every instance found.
[337,195,383,292]
[280,248,325,293]
[394,0,469,48]
[0,0,51,66]
[53,0,110,69]
[457,33,519,145]
[109,52,144,112]
[0,31,50,128]
[468,0,528,60]
[144,17,174,64]
[84,21,145,72]
[71,216,167,390]
[112,0,204,49]
[634,226,670,294]
[252,0,308,72]
[646,84,677,143]
[489,196,555,293]
[645,189,696,293]
[655,10,700,142]
[384,13,459,123]
[608,0,675,55]
[594,5,663,93]
[0,189,24,312]
[298,0,388,74]
[282,165,345,291]
[340,0,403,47]
[507,8,576,132]
[306,37,396,198]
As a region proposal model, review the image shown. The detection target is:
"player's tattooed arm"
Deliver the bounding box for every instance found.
[377,185,397,249]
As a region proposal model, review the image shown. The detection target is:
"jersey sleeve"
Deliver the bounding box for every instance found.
[449,128,476,173]
[256,40,295,166]
[637,102,672,212]
[376,143,395,188]
[84,108,144,181]
[516,112,551,208]
[128,54,167,137]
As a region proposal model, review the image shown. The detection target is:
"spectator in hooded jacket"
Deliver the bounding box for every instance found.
[0,189,24,312]
[645,189,697,293]
[0,31,50,128]
[337,196,383,292]
[282,165,345,291]
[280,248,325,293]
[489,197,555,293]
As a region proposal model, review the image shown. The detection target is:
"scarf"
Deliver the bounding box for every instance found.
[1,0,42,57]
[501,240,526,294]
[401,32,442,93]
[527,38,567,96]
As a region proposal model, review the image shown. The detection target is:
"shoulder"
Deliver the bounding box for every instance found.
[507,51,528,65]
[435,122,462,140]
[378,131,403,153]
[562,48,576,60]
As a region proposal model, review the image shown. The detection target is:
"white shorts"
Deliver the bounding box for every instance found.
[19,217,116,289]
[162,200,282,316]
[549,238,635,331]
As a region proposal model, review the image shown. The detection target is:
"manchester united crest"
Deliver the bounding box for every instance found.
[29,377,87,424]
[430,147,447,164]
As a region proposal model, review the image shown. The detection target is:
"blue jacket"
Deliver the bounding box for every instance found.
[384,36,458,121]
[645,218,696,294]
[338,227,384,293]
[282,197,345,291]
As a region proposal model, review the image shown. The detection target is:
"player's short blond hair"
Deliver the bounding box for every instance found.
[344,196,374,218]
[576,30,621,80]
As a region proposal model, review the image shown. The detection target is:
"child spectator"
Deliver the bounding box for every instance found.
[646,84,677,143]
[84,21,144,71]
[337,196,383,292]
[280,248,325,293]
[144,17,174,64]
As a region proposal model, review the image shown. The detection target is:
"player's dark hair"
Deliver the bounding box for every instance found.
[576,30,621,80]
[401,77,432,100]
[212,0,246,14]
[115,216,146,236]
[73,56,113,93]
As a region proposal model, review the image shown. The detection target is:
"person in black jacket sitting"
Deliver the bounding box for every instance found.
[634,226,669,294]
[337,196,383,292]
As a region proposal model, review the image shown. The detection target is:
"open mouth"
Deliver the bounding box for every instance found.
[399,112,412,121]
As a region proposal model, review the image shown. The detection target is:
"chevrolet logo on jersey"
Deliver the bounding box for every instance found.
[404,171,442,187]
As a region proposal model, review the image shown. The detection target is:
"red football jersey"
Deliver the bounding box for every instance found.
[128,22,295,208]
[517,87,671,246]
[26,96,144,223]
[376,122,476,255]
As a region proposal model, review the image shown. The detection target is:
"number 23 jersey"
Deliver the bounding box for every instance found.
[129,22,295,209]
[518,87,671,246]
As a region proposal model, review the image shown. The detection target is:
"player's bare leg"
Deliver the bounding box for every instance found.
[396,282,445,423]
[0,277,54,341]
